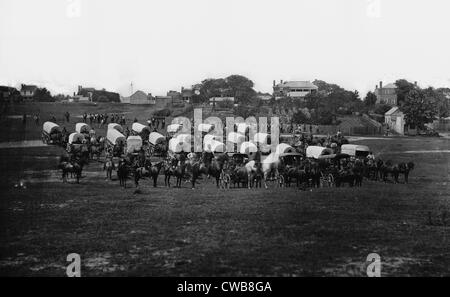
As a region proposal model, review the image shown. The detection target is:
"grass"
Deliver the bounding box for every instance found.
[0,103,449,276]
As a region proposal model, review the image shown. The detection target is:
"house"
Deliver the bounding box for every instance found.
[273,80,318,100]
[209,97,235,104]
[0,86,20,102]
[375,81,397,105]
[181,85,201,103]
[128,90,154,105]
[20,84,38,100]
[256,92,273,101]
[77,85,120,102]
[385,106,405,135]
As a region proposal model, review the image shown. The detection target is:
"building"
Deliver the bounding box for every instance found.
[209,97,235,106]
[0,86,20,102]
[20,84,38,100]
[256,92,273,101]
[385,106,405,135]
[273,80,318,100]
[181,85,201,103]
[127,90,154,105]
[375,82,397,105]
[77,85,120,102]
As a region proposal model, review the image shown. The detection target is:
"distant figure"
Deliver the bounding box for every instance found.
[34,114,40,126]
[65,111,70,123]
[51,115,57,122]
[161,118,165,129]
[22,114,27,125]
[147,118,152,127]
[134,117,138,123]
[82,113,87,123]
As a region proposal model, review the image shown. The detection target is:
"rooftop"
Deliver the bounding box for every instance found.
[275,81,318,89]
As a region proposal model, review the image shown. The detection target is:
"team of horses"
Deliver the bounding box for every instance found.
[84,151,415,190]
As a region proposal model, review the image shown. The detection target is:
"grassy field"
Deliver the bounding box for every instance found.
[0,103,449,276]
[0,102,185,142]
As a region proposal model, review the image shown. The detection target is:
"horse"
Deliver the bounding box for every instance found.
[173,160,187,188]
[244,160,264,189]
[260,153,284,189]
[134,161,164,187]
[186,153,209,189]
[230,164,249,188]
[58,157,87,184]
[219,167,232,189]
[163,157,176,187]
[381,161,414,183]
[117,160,130,188]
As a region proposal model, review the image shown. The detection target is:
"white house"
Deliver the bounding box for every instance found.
[385,107,405,135]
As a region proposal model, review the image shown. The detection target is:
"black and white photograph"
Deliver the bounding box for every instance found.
[0,0,449,284]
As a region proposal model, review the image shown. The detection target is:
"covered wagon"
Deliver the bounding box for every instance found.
[168,138,191,153]
[126,136,143,154]
[75,123,91,134]
[42,122,63,145]
[227,132,245,144]
[68,132,85,144]
[340,144,370,158]
[204,140,225,153]
[275,143,295,156]
[306,146,334,159]
[239,141,258,155]
[132,123,151,140]
[148,132,167,157]
[107,128,126,157]
[108,123,124,133]
[198,123,214,133]
[167,124,182,134]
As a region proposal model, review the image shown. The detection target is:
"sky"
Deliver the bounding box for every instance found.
[1,0,449,97]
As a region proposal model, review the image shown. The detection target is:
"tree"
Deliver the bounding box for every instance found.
[395,79,417,105]
[364,91,377,106]
[401,90,436,129]
[292,110,310,124]
[34,88,54,102]
[225,75,256,105]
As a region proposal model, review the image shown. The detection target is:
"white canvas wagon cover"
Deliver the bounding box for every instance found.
[132,123,150,134]
[203,134,223,144]
[167,124,182,133]
[68,132,85,144]
[107,128,126,145]
[198,123,214,133]
[149,132,165,145]
[306,146,333,159]
[254,133,270,144]
[275,143,295,155]
[168,138,190,153]
[108,123,124,133]
[126,136,143,153]
[340,144,370,157]
[227,132,245,144]
[43,122,61,135]
[75,123,91,134]
[204,140,225,153]
[239,142,258,154]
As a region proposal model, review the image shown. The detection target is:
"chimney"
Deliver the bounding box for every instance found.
[379,81,383,89]
[273,80,276,87]
[414,81,417,86]
[375,85,378,89]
